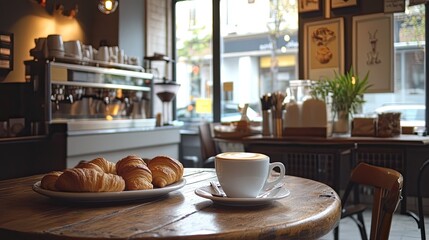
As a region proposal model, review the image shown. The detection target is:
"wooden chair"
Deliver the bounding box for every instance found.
[335,162,403,240]
[417,159,429,240]
[198,122,218,168]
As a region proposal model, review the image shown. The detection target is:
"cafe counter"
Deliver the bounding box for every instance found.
[65,120,181,168]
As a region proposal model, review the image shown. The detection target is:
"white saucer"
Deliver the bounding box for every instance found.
[194,185,290,207]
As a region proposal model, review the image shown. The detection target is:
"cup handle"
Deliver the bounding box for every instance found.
[263,162,286,190]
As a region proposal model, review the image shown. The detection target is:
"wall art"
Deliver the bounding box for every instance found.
[332,0,357,8]
[352,13,394,93]
[303,17,344,80]
[299,0,320,12]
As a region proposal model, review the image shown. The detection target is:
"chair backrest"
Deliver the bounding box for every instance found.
[198,122,218,163]
[342,162,403,240]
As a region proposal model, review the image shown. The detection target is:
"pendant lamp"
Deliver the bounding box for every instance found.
[98,0,118,14]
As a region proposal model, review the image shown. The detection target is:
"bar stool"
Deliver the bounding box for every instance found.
[417,159,429,240]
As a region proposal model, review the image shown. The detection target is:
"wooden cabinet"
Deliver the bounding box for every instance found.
[0,124,66,180]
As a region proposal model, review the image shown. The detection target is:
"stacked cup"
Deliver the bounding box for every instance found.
[64,40,82,59]
[47,34,65,58]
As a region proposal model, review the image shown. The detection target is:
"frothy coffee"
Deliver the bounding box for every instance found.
[216,152,268,161]
[215,152,285,198]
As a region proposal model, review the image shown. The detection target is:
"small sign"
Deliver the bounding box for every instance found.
[195,98,212,114]
[0,48,10,55]
[0,35,11,43]
[0,59,10,69]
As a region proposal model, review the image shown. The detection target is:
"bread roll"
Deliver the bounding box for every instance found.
[55,168,125,192]
[116,155,153,190]
[148,156,184,188]
[40,171,63,191]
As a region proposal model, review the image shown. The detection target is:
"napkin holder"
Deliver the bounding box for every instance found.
[283,99,328,137]
[351,117,377,137]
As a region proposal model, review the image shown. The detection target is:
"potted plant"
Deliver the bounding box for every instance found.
[310,68,371,133]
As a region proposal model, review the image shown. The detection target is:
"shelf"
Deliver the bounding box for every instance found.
[144,54,174,63]
[51,56,146,72]
[0,32,13,71]
[51,80,151,92]
[50,61,153,80]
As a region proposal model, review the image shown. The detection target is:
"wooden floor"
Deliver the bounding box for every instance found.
[322,210,429,239]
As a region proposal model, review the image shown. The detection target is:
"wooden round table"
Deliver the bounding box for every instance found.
[0,169,341,240]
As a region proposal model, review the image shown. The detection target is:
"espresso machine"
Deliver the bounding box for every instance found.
[25,60,155,132]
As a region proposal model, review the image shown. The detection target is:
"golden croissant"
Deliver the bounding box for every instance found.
[148,155,184,188]
[89,157,116,174]
[55,168,125,192]
[40,171,63,191]
[75,162,104,173]
[116,155,153,190]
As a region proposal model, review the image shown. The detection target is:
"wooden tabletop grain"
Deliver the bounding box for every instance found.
[0,168,341,240]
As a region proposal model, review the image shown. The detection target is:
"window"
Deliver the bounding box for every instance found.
[174,0,298,128]
[174,1,426,129]
[175,0,213,129]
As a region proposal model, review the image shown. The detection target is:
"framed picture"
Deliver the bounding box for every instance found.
[384,0,405,13]
[303,18,344,81]
[409,0,426,6]
[298,0,320,13]
[352,13,394,93]
[332,0,357,8]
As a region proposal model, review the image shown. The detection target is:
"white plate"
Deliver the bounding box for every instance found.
[33,178,186,203]
[194,185,290,207]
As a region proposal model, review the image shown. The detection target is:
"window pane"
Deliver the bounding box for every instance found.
[175,1,424,129]
[220,0,299,122]
[175,0,299,125]
[175,0,213,129]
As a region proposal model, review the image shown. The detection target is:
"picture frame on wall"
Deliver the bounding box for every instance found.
[352,13,394,93]
[384,0,405,13]
[298,0,320,13]
[331,0,357,8]
[303,17,344,81]
[409,0,426,6]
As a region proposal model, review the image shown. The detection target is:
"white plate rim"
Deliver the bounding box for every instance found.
[33,178,186,203]
[194,185,290,206]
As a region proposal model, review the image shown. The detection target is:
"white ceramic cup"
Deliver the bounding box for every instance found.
[47,34,64,51]
[215,152,286,198]
[64,40,82,59]
[97,46,109,62]
[118,49,125,64]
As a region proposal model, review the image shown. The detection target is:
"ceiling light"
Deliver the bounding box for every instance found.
[98,0,118,14]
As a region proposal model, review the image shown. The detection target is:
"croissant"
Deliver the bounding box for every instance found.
[40,171,63,191]
[55,168,125,192]
[75,162,104,173]
[116,155,153,190]
[148,156,184,188]
[89,157,116,174]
